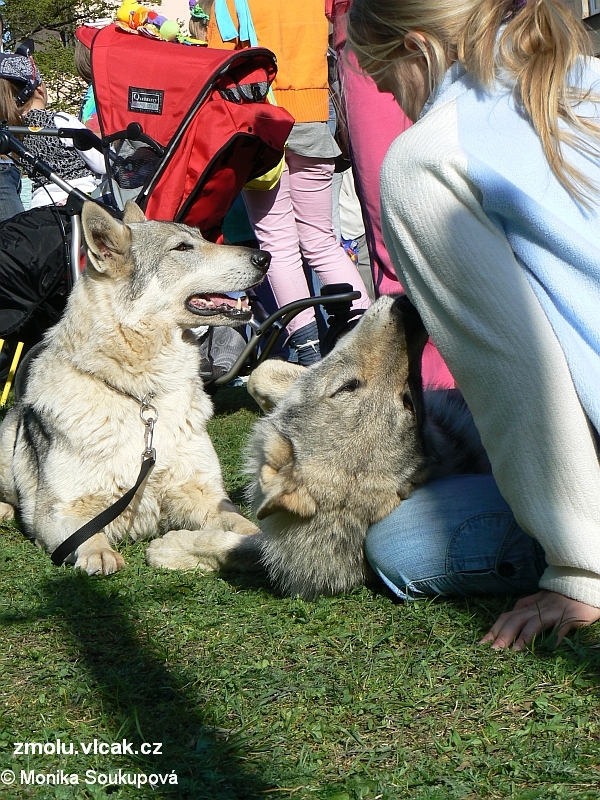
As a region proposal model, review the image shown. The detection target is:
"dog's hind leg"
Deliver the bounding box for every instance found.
[145,528,265,573]
[210,497,260,536]
[164,481,259,536]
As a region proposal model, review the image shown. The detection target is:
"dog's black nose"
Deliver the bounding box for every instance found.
[251,250,271,272]
[391,294,410,317]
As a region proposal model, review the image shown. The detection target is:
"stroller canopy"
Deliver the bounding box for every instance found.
[91,26,294,239]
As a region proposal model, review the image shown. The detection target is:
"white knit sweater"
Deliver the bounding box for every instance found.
[380,60,600,606]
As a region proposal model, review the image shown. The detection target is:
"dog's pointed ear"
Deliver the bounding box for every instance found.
[256,431,316,519]
[247,361,306,413]
[392,295,428,436]
[82,201,134,277]
[122,200,146,224]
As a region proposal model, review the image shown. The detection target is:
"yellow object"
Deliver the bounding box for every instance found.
[244,89,286,191]
[130,7,149,28]
[244,154,286,191]
[116,0,141,23]
[0,340,24,406]
[181,35,207,45]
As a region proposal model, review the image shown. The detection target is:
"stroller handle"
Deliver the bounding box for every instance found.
[4,125,106,155]
[210,289,362,387]
[0,128,93,209]
[102,122,165,157]
[0,126,123,221]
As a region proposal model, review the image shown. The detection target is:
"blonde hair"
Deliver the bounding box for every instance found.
[347,0,599,203]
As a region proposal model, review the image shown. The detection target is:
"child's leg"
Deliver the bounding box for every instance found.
[243,165,316,336]
[287,150,371,311]
[337,47,410,297]
[337,49,454,389]
[0,162,24,222]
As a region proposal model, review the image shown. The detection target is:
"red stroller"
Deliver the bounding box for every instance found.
[90,25,293,241]
[0,30,362,397]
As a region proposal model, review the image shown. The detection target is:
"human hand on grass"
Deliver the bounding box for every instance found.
[480,590,600,651]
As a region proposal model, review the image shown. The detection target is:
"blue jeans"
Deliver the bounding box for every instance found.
[365,475,547,599]
[0,161,24,223]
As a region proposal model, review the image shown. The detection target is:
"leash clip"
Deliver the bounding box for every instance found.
[140,392,158,462]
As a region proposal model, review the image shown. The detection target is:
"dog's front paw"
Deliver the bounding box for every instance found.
[220,512,259,535]
[146,530,217,571]
[75,548,125,575]
[72,533,125,576]
[0,502,15,522]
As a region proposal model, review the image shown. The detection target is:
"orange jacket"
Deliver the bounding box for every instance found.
[207,0,329,122]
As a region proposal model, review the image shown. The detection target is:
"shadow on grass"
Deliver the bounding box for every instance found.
[212,386,260,416]
[28,572,269,800]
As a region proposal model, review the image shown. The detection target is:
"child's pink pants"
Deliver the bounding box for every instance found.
[243,149,371,335]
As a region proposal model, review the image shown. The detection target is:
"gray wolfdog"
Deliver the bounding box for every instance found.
[146,295,491,598]
[0,200,267,574]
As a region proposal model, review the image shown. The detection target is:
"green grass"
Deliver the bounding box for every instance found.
[1,388,600,799]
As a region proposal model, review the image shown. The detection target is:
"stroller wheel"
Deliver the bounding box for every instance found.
[14,340,47,402]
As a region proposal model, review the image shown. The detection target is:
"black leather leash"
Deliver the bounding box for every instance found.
[51,393,158,567]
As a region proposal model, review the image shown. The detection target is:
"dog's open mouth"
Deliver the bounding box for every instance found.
[186,292,251,320]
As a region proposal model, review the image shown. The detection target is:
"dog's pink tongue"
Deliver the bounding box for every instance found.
[206,294,237,308]
[189,293,248,310]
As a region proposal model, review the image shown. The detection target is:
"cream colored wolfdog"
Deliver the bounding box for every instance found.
[0,201,268,574]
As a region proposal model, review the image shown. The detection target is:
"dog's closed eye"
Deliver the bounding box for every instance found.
[402,391,415,413]
[172,242,194,251]
[330,378,360,397]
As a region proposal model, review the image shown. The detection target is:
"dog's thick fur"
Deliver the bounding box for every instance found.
[146,295,491,598]
[0,201,268,574]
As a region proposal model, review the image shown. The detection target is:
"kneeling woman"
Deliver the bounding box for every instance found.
[347,0,600,649]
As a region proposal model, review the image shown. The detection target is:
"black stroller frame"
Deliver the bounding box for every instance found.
[0,126,364,401]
